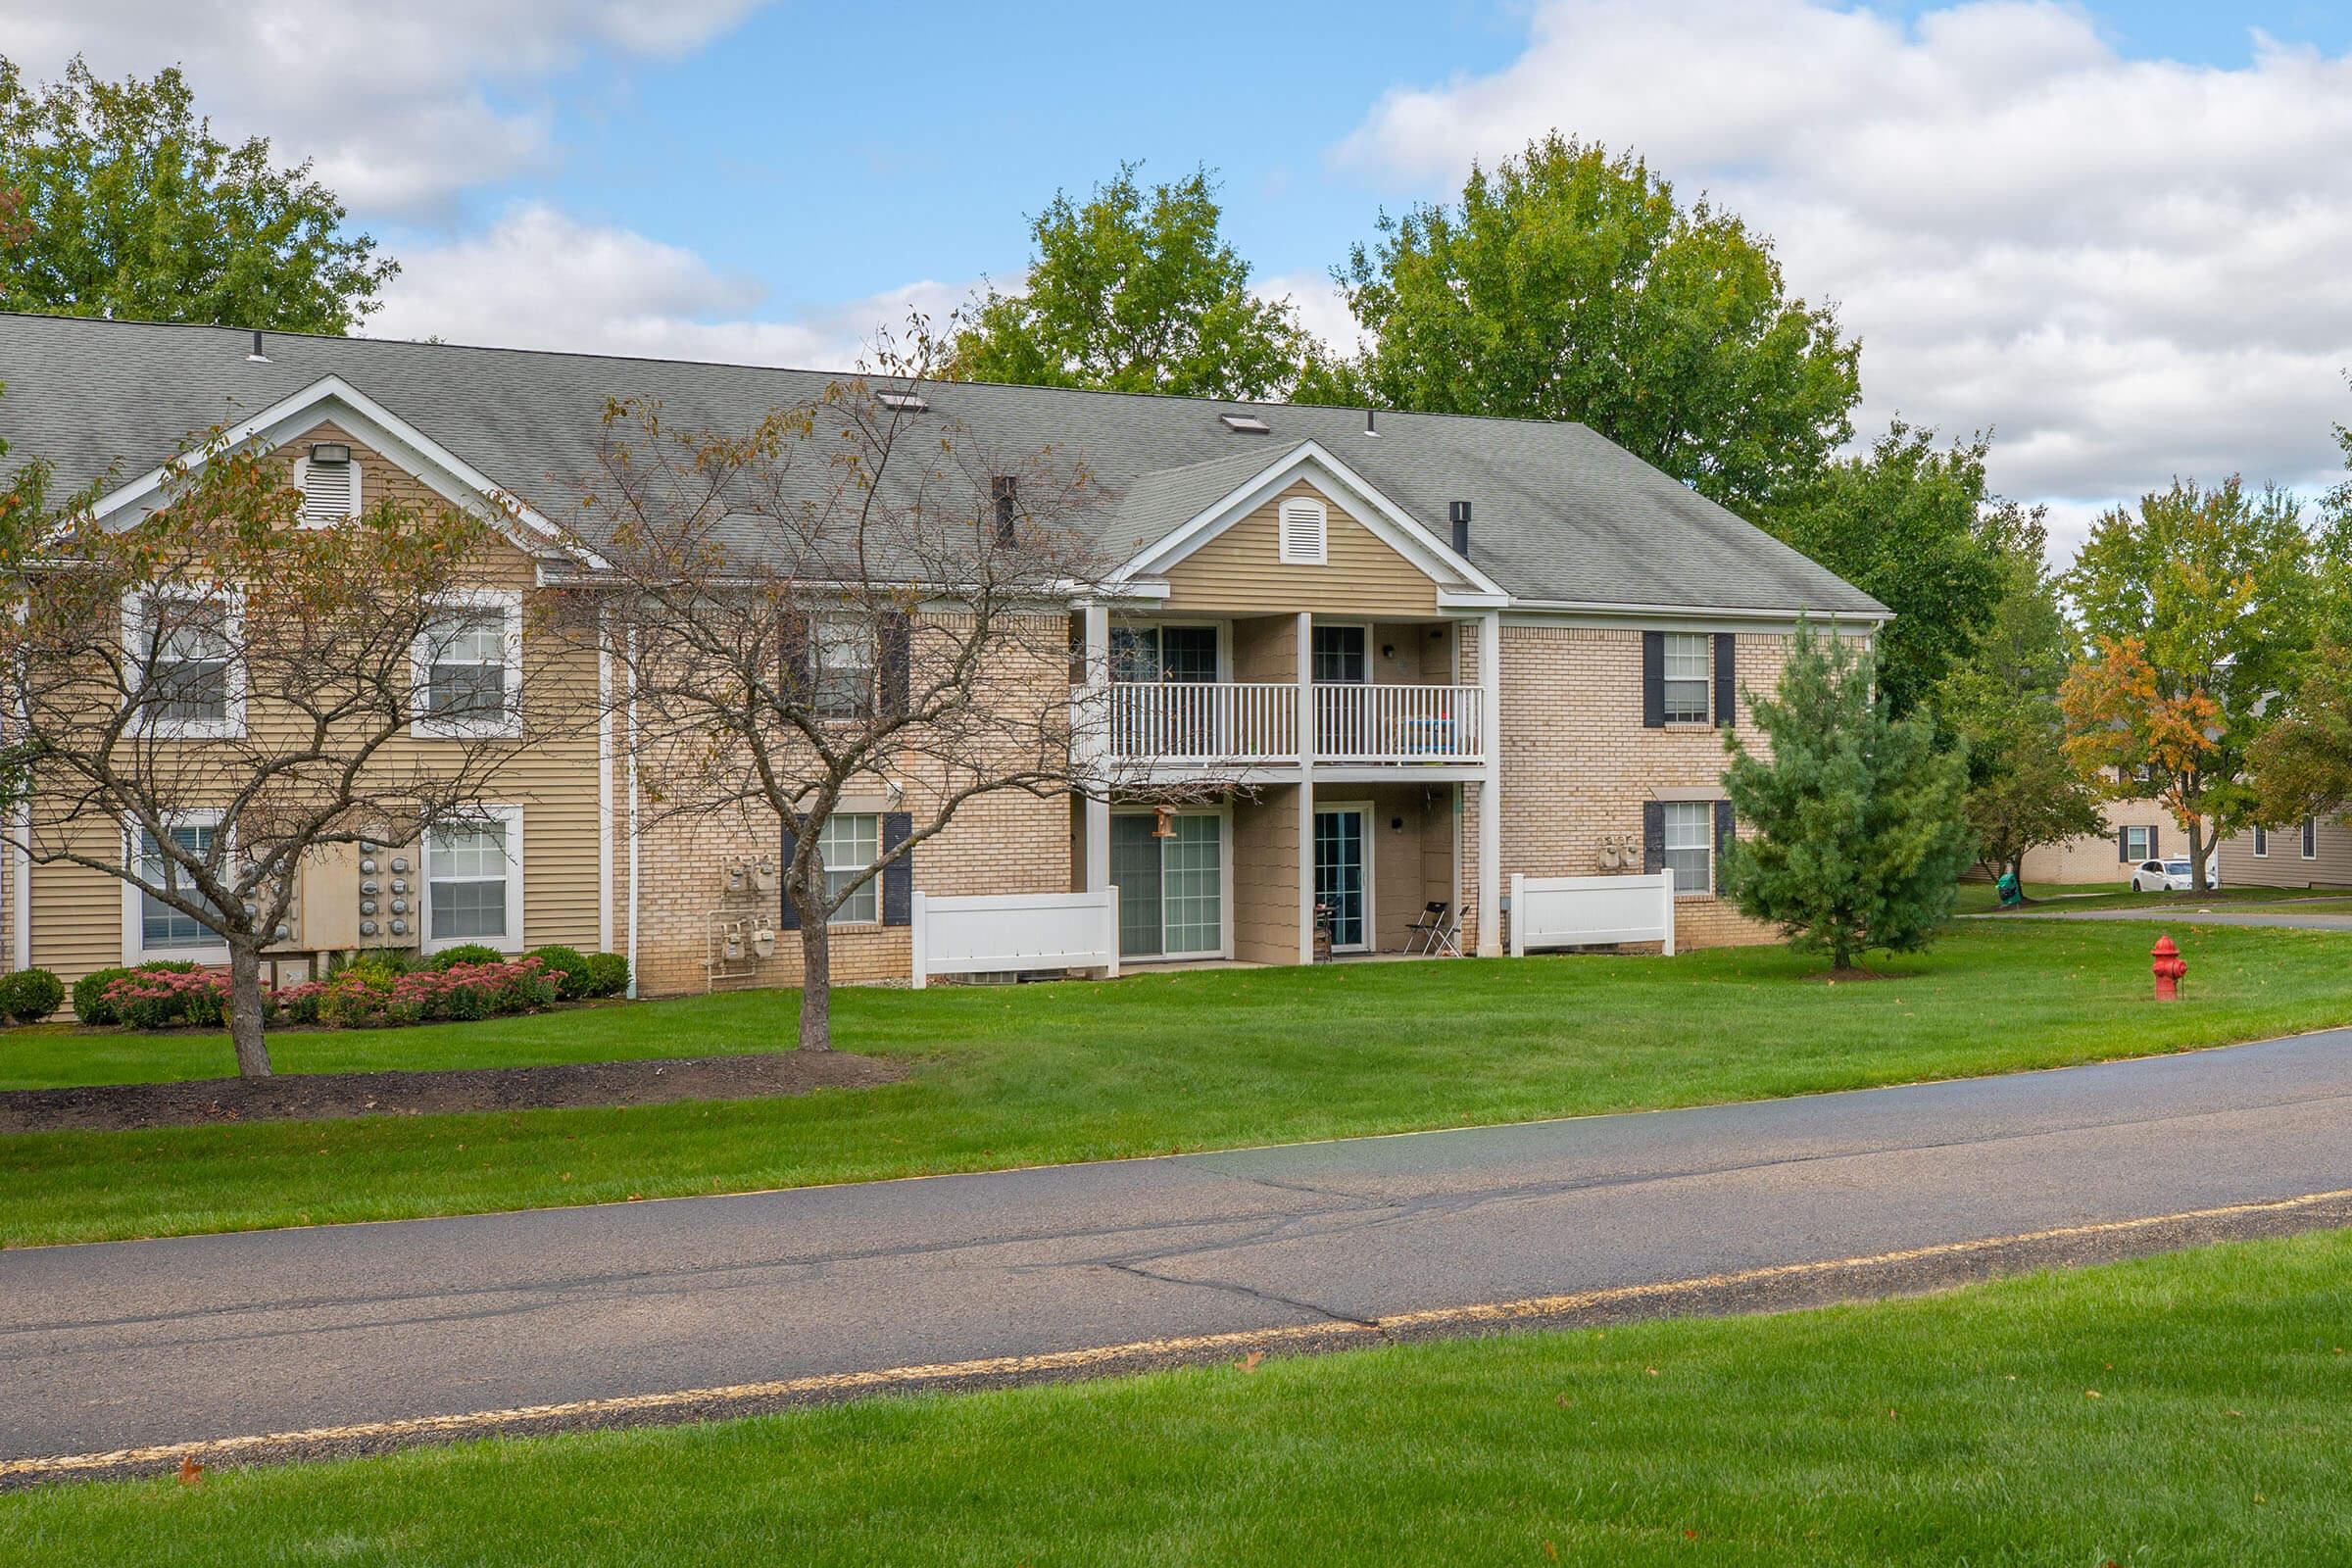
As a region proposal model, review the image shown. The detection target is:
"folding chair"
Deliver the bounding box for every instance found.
[1429,906,1463,958]
[1404,902,1453,956]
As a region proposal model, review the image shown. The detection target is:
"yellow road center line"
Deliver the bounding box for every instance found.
[7,1186,2348,1480]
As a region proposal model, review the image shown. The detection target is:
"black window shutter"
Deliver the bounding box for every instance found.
[2149,824,2159,857]
[1642,631,1665,728]
[881,811,913,926]
[1713,634,1736,728]
[879,612,911,719]
[1714,799,1735,865]
[2117,828,2129,863]
[1642,801,1665,873]
[778,818,801,930]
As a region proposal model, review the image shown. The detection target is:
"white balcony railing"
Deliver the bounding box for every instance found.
[1105,681,1485,766]
[1108,681,1298,764]
[1316,682,1486,763]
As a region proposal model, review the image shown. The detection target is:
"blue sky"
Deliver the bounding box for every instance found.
[8,0,2352,556]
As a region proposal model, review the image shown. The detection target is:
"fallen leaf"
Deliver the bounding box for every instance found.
[1237,1350,1264,1374]
[1644,1366,1660,1377]
[176,1456,203,1486]
[1554,1395,1575,1408]
[2084,1390,2101,1399]
[1542,1542,1558,1561]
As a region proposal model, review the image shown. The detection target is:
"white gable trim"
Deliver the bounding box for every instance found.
[1114,440,1509,601]
[86,374,579,561]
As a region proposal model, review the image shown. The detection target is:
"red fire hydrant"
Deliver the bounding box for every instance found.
[2151,934,2186,1002]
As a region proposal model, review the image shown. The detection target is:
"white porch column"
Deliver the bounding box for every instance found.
[1296,610,1316,964]
[1476,609,1502,956]
[1080,600,1111,896]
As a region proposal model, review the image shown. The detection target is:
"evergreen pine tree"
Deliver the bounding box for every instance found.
[1720,625,1976,972]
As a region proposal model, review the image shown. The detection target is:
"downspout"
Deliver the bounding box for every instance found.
[597,637,613,955]
[625,630,640,999]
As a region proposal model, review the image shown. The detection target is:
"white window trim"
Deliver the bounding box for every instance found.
[291,453,365,527]
[2123,826,2154,861]
[2303,817,2319,860]
[1111,803,1234,961]
[810,612,881,721]
[411,587,523,740]
[1310,620,1372,685]
[123,586,247,740]
[1662,631,1712,726]
[1277,495,1329,565]
[417,805,526,954]
[122,808,230,965]
[1314,799,1377,953]
[2253,825,2268,858]
[1663,800,1716,900]
[818,810,883,927]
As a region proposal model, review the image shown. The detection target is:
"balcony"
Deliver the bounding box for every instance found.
[1105,680,1486,767]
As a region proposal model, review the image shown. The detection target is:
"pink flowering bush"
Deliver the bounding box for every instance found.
[99,956,558,1031]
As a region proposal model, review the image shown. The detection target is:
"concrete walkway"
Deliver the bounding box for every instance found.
[5,1028,2351,1475]
[1975,905,2352,931]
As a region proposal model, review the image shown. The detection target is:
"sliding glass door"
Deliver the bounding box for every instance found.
[1313,806,1370,953]
[1110,811,1224,959]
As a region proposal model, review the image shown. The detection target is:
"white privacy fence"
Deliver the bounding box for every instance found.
[1508,871,1676,956]
[909,889,1121,989]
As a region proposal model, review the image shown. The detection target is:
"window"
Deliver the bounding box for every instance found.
[132,819,225,954]
[1112,811,1224,958]
[1277,496,1328,564]
[1110,624,1217,684]
[413,591,519,737]
[424,809,521,950]
[813,615,877,718]
[2253,826,2269,857]
[2304,816,2319,859]
[1311,624,1367,684]
[1663,633,1710,723]
[818,813,880,923]
[1663,802,1713,895]
[2123,826,2153,861]
[128,590,243,737]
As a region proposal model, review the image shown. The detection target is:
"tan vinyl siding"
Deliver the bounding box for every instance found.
[1160,480,1442,616]
[2218,816,2352,888]
[1231,785,1302,964]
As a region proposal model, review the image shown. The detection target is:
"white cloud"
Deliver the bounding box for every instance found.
[368,203,978,371]
[1336,0,2352,560]
[1254,268,1360,358]
[0,1,766,217]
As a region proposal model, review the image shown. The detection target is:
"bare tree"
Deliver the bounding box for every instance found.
[0,433,589,1075]
[574,337,1181,1050]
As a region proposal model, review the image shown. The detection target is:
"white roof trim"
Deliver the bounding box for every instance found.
[1495,597,1893,624]
[86,374,577,560]
[1114,439,1508,600]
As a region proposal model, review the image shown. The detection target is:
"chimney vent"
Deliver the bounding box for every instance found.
[1447,500,1472,557]
[1364,407,1378,436]
[246,330,269,364]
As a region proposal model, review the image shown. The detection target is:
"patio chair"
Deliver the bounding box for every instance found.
[1405,902,1460,957]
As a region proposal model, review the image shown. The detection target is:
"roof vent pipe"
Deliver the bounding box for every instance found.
[246,330,269,364]
[991,475,1017,547]
[1448,500,1471,557]
[1365,407,1378,436]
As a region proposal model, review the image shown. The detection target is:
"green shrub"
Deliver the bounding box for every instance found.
[582,952,630,999]
[74,966,133,1025]
[428,944,503,971]
[0,967,65,1023]
[526,945,592,1000]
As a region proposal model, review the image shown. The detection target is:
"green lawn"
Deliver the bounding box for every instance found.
[7,1229,2347,1565]
[1957,879,2352,915]
[5,920,2351,1250]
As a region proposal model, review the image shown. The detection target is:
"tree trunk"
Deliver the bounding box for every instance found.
[797,899,833,1053]
[2187,815,2209,892]
[226,941,274,1079]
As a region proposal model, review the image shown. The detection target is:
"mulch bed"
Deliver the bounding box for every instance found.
[0,1051,904,1133]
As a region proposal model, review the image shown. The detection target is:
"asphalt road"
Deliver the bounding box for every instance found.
[6,1028,2352,1476]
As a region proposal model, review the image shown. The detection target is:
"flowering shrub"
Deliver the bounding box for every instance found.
[93,954,577,1031]
[100,966,236,1030]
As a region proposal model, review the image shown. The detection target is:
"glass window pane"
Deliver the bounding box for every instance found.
[818,813,880,922]
[1110,814,1164,957]
[428,820,511,941]
[138,823,220,947]
[1665,802,1713,894]
[1158,627,1219,683]
[1160,814,1222,955]
[1311,626,1366,684]
[1663,634,1710,722]
[423,609,509,718]
[814,618,876,716]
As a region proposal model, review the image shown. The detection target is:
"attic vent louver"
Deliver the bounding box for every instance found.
[1219,413,1271,434]
[296,454,360,525]
[1277,496,1328,564]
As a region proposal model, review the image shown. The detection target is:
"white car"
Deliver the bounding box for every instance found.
[2130,858,2210,893]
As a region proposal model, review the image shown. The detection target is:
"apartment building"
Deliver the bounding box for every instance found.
[0,313,1887,997]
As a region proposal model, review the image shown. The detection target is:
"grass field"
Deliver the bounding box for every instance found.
[6,1228,2346,1565]
[4,919,2349,1249]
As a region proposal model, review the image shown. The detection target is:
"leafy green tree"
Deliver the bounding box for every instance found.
[2248,635,2352,827]
[1319,133,1859,513]
[1720,626,1976,972]
[948,164,1312,400]
[1763,421,2004,716]
[0,55,396,331]
[1934,506,2102,884]
[2060,477,2318,889]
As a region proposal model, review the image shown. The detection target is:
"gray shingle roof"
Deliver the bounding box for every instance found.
[0,313,1885,615]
